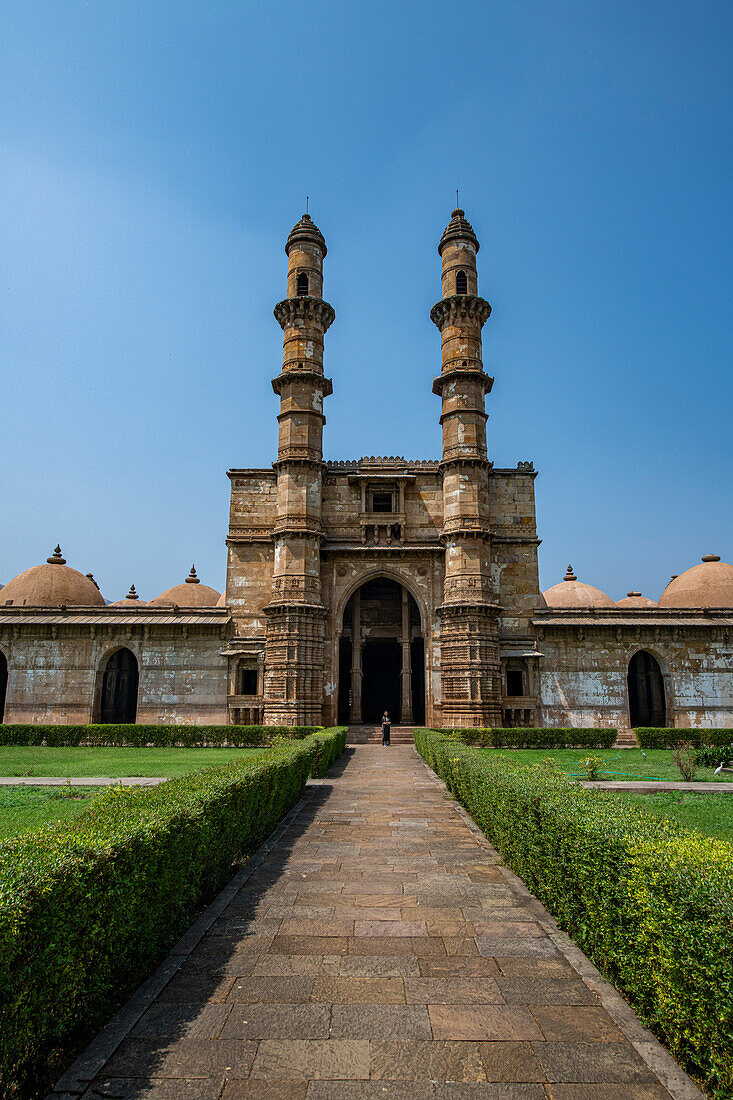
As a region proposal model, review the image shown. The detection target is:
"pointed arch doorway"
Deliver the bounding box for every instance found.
[98,648,139,723]
[627,650,666,728]
[338,577,425,725]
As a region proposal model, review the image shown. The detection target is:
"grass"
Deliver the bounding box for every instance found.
[0,745,267,778]
[0,785,104,840]
[611,790,733,842]
[479,747,733,783]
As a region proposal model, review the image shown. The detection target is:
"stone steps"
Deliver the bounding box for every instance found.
[347,726,415,745]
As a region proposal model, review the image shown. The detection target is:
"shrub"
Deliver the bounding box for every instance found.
[582,754,604,780]
[414,727,733,1097]
[0,727,345,1097]
[0,723,322,748]
[672,742,697,781]
[438,726,617,749]
[695,744,733,769]
[636,727,733,750]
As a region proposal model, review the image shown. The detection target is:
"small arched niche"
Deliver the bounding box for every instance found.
[627,650,666,728]
[98,648,139,723]
[456,269,468,295]
[0,651,7,722]
[297,272,309,297]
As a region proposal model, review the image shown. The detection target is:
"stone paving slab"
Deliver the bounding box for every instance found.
[50,745,705,1099]
[582,780,733,791]
[0,775,167,786]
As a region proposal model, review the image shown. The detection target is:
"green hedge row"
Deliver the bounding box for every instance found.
[635,726,733,749]
[0,727,346,1098]
[414,728,733,1098]
[0,723,323,747]
[438,727,617,749]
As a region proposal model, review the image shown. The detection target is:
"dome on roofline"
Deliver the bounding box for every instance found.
[1,546,106,608]
[543,565,615,609]
[615,591,657,609]
[658,555,733,608]
[150,565,221,608]
[216,591,227,607]
[112,584,149,608]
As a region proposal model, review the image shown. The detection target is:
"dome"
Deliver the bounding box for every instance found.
[285,213,326,257]
[615,591,658,609]
[112,584,148,608]
[543,565,615,609]
[150,565,221,608]
[1,546,106,607]
[658,555,733,608]
[216,591,227,607]
[438,207,480,255]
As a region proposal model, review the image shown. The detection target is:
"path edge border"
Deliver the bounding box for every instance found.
[412,745,706,1100]
[48,779,324,1099]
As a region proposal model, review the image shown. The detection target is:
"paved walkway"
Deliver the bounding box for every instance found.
[0,776,167,786]
[583,780,732,792]
[53,746,702,1099]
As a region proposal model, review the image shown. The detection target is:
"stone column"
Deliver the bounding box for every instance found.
[400,588,413,724]
[350,589,362,723]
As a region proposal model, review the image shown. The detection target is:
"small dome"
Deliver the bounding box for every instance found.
[438,207,480,256]
[150,565,221,608]
[658,555,733,608]
[216,591,227,607]
[543,564,615,609]
[1,546,106,607]
[615,590,658,609]
[285,213,327,258]
[112,583,149,608]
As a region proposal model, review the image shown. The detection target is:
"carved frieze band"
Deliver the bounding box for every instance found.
[274,297,335,332]
[430,295,491,331]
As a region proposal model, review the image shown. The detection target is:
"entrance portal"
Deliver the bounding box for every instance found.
[627,650,666,728]
[0,651,7,723]
[338,576,425,725]
[362,639,400,723]
[99,648,139,723]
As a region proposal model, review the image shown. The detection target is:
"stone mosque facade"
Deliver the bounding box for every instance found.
[1,210,732,733]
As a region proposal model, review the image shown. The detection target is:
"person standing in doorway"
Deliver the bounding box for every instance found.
[381,711,391,746]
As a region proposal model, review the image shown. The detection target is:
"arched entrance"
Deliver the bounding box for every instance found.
[0,651,7,723]
[627,650,666,728]
[338,577,425,725]
[99,648,139,723]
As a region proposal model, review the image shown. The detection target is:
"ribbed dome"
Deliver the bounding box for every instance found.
[112,584,148,608]
[658,556,733,608]
[150,565,221,608]
[438,208,480,256]
[543,565,615,609]
[285,213,326,257]
[615,591,658,609]
[1,546,106,607]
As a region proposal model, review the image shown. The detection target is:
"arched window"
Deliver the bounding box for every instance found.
[0,651,7,723]
[297,272,309,297]
[627,650,666,728]
[456,269,468,295]
[99,648,139,723]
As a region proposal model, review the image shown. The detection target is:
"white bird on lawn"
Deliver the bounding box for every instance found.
[715,764,724,775]
[641,751,647,760]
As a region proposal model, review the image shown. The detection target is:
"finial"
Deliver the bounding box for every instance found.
[47,545,66,565]
[563,565,577,581]
[451,207,465,219]
[185,565,200,584]
[627,591,641,597]
[702,554,721,563]
[125,584,139,600]
[85,573,100,590]
[671,574,678,581]
[305,195,309,215]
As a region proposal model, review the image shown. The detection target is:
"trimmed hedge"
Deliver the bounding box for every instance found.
[636,726,733,750]
[438,727,617,749]
[414,727,733,1097]
[0,727,346,1097]
[0,723,322,747]
[695,744,733,768]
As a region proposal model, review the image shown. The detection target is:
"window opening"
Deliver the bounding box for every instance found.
[456,270,468,295]
[371,491,394,513]
[506,669,524,696]
[240,668,258,695]
[297,272,309,296]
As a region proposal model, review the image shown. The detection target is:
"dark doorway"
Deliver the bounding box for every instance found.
[100,648,139,723]
[362,639,400,724]
[338,636,352,725]
[411,637,425,725]
[0,651,7,723]
[627,650,666,728]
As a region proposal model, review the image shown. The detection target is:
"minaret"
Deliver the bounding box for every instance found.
[431,208,502,726]
[263,214,334,725]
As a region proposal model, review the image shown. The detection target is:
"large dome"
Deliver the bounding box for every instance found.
[111,584,149,608]
[615,591,657,609]
[150,565,221,608]
[1,547,106,607]
[543,565,615,609]
[658,555,733,608]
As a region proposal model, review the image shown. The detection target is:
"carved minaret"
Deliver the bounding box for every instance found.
[263,214,335,724]
[431,208,502,726]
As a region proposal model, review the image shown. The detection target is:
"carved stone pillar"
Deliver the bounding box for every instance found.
[350,590,362,724]
[400,588,413,724]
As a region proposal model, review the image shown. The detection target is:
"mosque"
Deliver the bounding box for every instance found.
[1,209,732,732]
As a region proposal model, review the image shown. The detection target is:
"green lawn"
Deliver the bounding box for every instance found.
[611,790,733,842]
[479,747,733,783]
[0,785,104,840]
[0,746,266,778]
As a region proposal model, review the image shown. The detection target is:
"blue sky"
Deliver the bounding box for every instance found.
[1,1,731,603]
